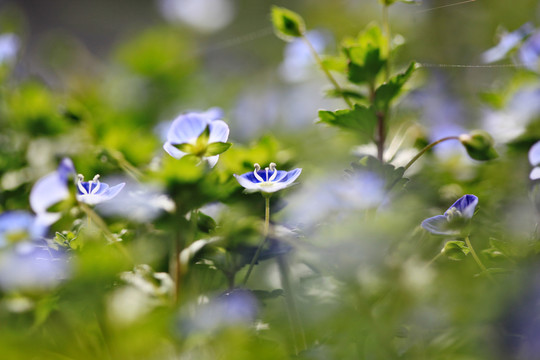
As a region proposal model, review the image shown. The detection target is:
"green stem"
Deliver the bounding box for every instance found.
[382,4,391,81]
[404,136,460,171]
[464,235,495,282]
[301,34,353,109]
[424,251,443,269]
[79,203,133,264]
[277,255,307,354]
[242,195,271,286]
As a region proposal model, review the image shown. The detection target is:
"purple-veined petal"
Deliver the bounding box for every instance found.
[445,194,478,219]
[167,113,209,144]
[233,174,263,191]
[530,167,540,180]
[529,141,540,166]
[77,182,125,206]
[163,141,187,159]
[208,120,230,143]
[278,168,302,185]
[421,215,458,235]
[519,31,540,71]
[272,170,289,182]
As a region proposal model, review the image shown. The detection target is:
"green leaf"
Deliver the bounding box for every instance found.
[325,88,366,100]
[442,240,470,261]
[271,6,306,41]
[374,62,417,111]
[204,142,232,156]
[459,130,499,161]
[343,25,388,84]
[318,104,377,142]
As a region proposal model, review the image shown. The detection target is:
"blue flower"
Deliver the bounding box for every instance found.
[520,30,540,71]
[0,211,47,248]
[163,111,230,167]
[421,194,478,235]
[76,174,125,206]
[0,33,19,65]
[529,140,540,180]
[0,244,69,292]
[233,163,302,193]
[30,158,75,226]
[481,23,534,63]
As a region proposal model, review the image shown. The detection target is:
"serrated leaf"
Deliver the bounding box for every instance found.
[325,88,366,100]
[318,104,377,142]
[374,61,417,111]
[343,25,388,84]
[204,142,232,156]
[442,240,470,261]
[271,6,306,41]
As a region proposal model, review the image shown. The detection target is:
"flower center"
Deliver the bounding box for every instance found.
[253,163,278,183]
[77,174,102,195]
[6,229,29,244]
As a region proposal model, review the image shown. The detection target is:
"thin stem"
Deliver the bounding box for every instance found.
[277,255,307,354]
[376,112,386,162]
[404,136,460,171]
[79,203,133,264]
[464,235,495,282]
[242,195,271,286]
[382,4,391,81]
[301,34,353,109]
[424,251,443,269]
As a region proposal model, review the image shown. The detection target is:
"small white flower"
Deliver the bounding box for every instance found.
[76,174,125,206]
[233,163,302,193]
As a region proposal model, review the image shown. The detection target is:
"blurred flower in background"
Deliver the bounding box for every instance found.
[0,244,69,292]
[30,158,75,226]
[481,23,534,64]
[0,211,46,249]
[156,0,235,33]
[0,33,19,65]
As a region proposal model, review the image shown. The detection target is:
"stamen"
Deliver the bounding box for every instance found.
[268,162,277,181]
[265,167,269,181]
[77,174,87,195]
[253,163,264,182]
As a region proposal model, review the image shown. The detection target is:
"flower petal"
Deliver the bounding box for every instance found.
[163,141,187,159]
[530,167,540,180]
[529,140,540,167]
[208,120,230,144]
[233,174,263,190]
[445,194,478,219]
[421,215,458,235]
[30,172,69,225]
[278,168,302,185]
[167,113,208,144]
[205,155,219,168]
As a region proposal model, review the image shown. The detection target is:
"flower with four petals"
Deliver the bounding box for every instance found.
[234,163,302,194]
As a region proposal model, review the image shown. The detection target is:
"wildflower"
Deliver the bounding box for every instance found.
[421,194,478,235]
[30,158,75,226]
[529,140,540,180]
[520,30,540,71]
[233,163,302,194]
[163,111,231,167]
[76,174,125,206]
[0,211,46,248]
[482,23,534,63]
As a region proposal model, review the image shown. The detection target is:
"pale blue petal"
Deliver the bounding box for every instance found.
[167,113,208,144]
[202,107,224,120]
[530,167,540,180]
[421,215,457,235]
[163,141,187,159]
[29,171,69,225]
[529,141,540,166]
[482,23,534,63]
[208,120,230,143]
[278,168,302,186]
[77,182,125,205]
[234,174,262,190]
[205,155,219,168]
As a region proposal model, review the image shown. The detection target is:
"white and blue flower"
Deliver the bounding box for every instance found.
[163,111,230,167]
[76,174,125,206]
[234,163,302,194]
[421,194,478,235]
[30,158,75,226]
[529,140,540,180]
[0,211,47,248]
